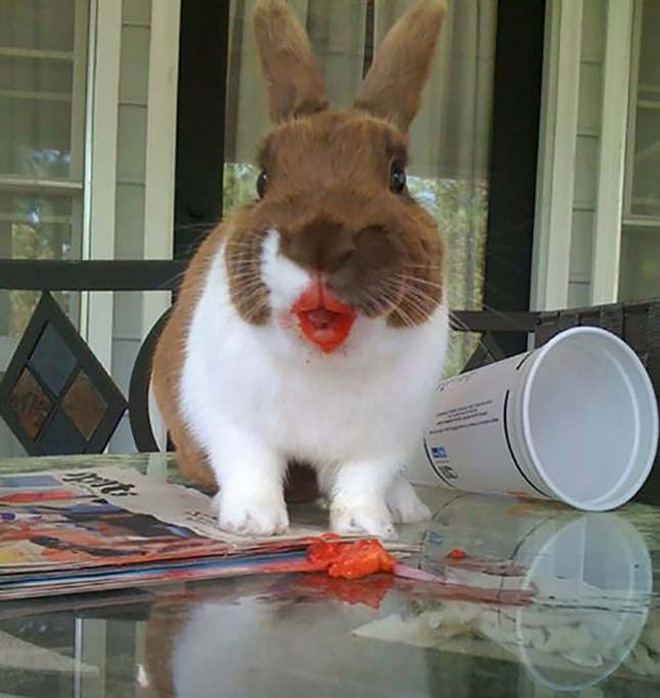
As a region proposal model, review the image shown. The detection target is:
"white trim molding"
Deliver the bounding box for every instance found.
[590,0,634,305]
[531,0,584,311]
[143,0,181,449]
[142,0,180,339]
[82,0,122,372]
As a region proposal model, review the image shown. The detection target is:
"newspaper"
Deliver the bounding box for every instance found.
[0,465,360,600]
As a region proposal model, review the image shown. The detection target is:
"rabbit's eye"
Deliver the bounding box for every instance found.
[256,170,268,199]
[390,162,407,194]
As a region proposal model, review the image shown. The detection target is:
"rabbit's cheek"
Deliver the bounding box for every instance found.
[260,228,310,311]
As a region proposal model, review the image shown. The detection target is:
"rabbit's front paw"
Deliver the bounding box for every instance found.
[216,491,289,537]
[330,497,397,539]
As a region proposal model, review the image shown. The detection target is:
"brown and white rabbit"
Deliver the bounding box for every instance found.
[152,0,448,538]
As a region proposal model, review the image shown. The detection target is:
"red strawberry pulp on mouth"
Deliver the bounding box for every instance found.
[292,279,356,353]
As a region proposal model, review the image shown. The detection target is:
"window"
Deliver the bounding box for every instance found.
[0,0,90,456]
[621,0,660,301]
[0,0,89,337]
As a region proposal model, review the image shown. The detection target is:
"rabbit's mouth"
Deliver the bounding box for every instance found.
[291,281,356,353]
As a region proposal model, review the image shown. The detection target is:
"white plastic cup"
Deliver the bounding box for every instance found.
[405,327,659,511]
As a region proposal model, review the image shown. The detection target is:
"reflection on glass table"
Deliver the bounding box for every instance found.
[0,453,657,697]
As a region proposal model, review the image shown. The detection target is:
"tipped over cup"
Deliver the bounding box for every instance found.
[405,327,659,511]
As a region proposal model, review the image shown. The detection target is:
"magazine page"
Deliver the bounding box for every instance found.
[0,465,324,574]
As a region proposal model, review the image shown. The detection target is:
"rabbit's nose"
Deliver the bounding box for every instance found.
[280,215,356,273]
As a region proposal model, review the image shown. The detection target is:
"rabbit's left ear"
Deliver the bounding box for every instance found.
[354,0,446,133]
[254,0,328,123]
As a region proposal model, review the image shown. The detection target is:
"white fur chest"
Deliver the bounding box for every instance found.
[180,242,449,469]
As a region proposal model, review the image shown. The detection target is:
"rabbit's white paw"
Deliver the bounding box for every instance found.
[330,497,397,539]
[216,491,289,536]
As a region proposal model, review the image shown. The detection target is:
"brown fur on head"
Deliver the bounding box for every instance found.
[226,0,448,330]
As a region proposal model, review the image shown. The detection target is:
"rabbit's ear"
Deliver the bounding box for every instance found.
[354,0,446,133]
[254,0,328,123]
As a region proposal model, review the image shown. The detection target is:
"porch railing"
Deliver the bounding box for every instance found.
[0,259,657,502]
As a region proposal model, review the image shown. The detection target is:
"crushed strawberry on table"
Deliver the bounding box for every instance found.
[306,537,396,580]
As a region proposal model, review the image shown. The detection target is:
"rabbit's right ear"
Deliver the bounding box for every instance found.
[254,0,329,123]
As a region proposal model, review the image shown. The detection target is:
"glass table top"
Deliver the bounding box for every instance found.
[0,453,658,697]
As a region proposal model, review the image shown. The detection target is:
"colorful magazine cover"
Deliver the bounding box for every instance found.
[0,465,415,600]
[0,466,320,573]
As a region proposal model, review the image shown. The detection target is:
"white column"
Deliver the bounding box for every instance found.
[531,0,584,311]
[590,0,634,305]
[142,0,181,449]
[81,0,121,372]
[142,0,181,337]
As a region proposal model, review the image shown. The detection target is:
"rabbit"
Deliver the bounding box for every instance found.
[152,0,449,539]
